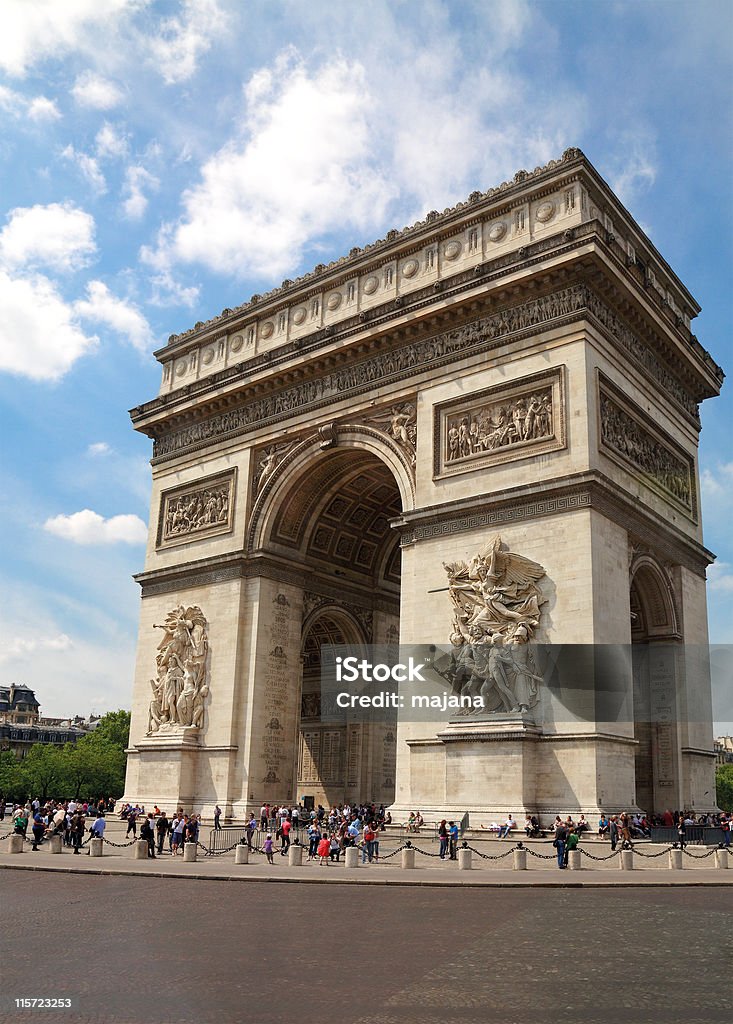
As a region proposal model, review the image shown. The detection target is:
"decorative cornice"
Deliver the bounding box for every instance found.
[149,281,702,465]
[396,470,713,575]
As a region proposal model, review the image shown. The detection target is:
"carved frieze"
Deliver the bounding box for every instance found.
[157,470,235,548]
[253,441,298,496]
[598,376,695,516]
[434,369,565,477]
[151,283,696,463]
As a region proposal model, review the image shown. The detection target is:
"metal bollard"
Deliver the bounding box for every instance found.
[9,834,24,854]
[183,841,197,862]
[234,844,249,865]
[567,850,582,870]
[668,848,683,870]
[458,847,472,871]
[134,839,148,860]
[288,843,303,867]
[50,835,63,854]
[344,846,359,868]
[513,848,527,870]
[401,847,416,869]
[90,838,103,858]
[619,849,634,870]
[714,849,729,869]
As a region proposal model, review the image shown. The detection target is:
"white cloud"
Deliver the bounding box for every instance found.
[43,509,147,545]
[87,442,112,457]
[148,0,228,84]
[122,164,159,219]
[146,51,394,280]
[71,69,124,109]
[148,270,199,309]
[0,202,96,272]
[61,144,107,194]
[95,122,129,160]
[0,85,61,121]
[27,95,61,121]
[0,634,73,663]
[0,270,98,380]
[608,131,658,206]
[701,463,733,498]
[708,562,733,594]
[0,0,141,77]
[73,280,154,352]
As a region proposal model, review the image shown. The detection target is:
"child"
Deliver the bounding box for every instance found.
[263,833,275,864]
[317,835,331,865]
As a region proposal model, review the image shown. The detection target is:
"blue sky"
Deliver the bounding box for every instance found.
[0,0,731,725]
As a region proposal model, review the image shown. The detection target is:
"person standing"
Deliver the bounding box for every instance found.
[720,811,731,848]
[609,815,619,851]
[70,809,85,855]
[279,816,291,856]
[554,821,568,869]
[156,812,169,855]
[263,833,275,865]
[260,803,268,832]
[140,813,156,858]
[448,821,459,860]
[676,814,687,850]
[438,819,449,859]
[214,805,222,831]
[31,810,45,851]
[125,807,138,838]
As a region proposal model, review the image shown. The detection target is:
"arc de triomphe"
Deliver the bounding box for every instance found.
[122,149,723,823]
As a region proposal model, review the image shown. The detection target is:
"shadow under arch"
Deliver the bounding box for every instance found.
[630,554,680,641]
[247,423,414,558]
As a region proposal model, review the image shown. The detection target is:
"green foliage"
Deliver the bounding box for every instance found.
[0,750,24,798]
[716,764,733,812]
[93,709,131,749]
[19,744,66,802]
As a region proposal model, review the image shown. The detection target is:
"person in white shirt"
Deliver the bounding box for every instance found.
[498,814,515,839]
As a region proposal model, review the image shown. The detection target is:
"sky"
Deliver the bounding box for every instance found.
[0,0,731,728]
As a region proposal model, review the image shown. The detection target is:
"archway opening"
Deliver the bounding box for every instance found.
[630,560,680,814]
[260,446,403,808]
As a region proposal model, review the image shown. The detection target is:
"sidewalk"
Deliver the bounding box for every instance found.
[1,838,730,888]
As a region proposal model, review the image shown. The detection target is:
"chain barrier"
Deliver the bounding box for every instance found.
[379,843,409,860]
[102,837,138,848]
[0,832,13,841]
[461,842,516,861]
[680,846,720,860]
[521,846,557,861]
[578,846,623,861]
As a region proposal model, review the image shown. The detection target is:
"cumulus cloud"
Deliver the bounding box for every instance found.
[27,95,61,121]
[61,144,107,193]
[0,270,98,380]
[148,0,228,84]
[0,634,73,663]
[145,50,393,280]
[148,269,199,309]
[73,280,154,352]
[122,164,159,219]
[0,85,61,121]
[43,509,147,545]
[0,0,140,77]
[0,202,96,272]
[71,70,124,109]
[87,441,112,456]
[95,122,129,160]
[708,562,733,594]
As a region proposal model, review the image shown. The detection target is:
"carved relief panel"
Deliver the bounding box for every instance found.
[597,375,696,518]
[157,470,236,548]
[434,368,566,477]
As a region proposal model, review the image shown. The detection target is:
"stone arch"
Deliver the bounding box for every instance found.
[629,554,680,640]
[247,423,414,557]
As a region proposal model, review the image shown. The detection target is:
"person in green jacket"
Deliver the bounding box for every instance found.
[564,829,580,866]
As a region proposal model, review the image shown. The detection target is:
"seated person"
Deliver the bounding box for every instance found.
[498,814,515,839]
[575,814,589,833]
[598,814,610,836]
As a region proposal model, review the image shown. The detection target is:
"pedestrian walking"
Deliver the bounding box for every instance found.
[263,833,275,864]
[214,805,222,831]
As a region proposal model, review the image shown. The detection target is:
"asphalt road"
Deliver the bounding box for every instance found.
[1,875,730,1024]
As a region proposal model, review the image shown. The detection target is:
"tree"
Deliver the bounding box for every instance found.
[20,744,66,802]
[716,764,733,812]
[0,750,24,801]
[93,709,131,750]
[62,736,125,800]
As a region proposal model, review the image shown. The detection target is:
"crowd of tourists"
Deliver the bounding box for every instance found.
[3,796,113,853]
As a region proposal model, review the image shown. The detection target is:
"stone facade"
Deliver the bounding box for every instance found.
[122,149,723,823]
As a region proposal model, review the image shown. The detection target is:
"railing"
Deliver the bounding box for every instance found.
[650,826,726,846]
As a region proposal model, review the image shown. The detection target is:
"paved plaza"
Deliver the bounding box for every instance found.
[1,871,730,1024]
